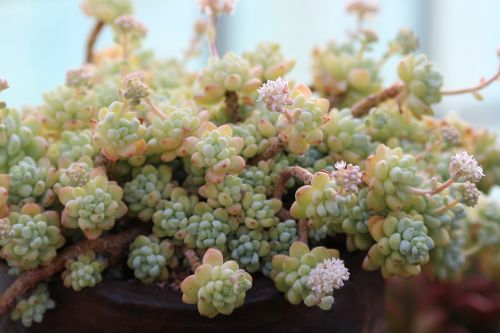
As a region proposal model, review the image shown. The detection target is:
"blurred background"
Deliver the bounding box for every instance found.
[1,0,500,129]
[0,1,500,332]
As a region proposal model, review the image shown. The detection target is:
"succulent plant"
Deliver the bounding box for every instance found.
[62,251,107,291]
[0,203,65,270]
[10,283,55,327]
[93,101,148,161]
[0,107,47,173]
[195,52,261,104]
[198,175,251,215]
[241,192,282,229]
[181,248,253,318]
[82,0,133,23]
[228,226,270,272]
[320,108,373,164]
[270,241,347,310]
[291,171,358,228]
[398,54,443,118]
[123,165,172,221]
[365,144,424,212]
[312,41,381,107]
[243,42,295,81]
[185,202,239,250]
[127,235,175,284]
[152,187,198,241]
[181,124,245,184]
[41,85,96,135]
[46,130,96,164]
[363,211,435,277]
[57,169,127,239]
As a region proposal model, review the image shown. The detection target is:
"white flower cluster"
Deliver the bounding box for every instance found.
[333,161,362,194]
[449,152,484,183]
[306,258,350,297]
[257,77,292,114]
[198,0,237,16]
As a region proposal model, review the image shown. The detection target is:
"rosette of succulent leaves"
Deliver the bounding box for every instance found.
[0,0,499,326]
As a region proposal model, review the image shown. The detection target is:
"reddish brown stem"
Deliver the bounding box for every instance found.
[277,208,292,221]
[273,166,313,199]
[0,227,144,320]
[351,83,403,117]
[249,140,285,165]
[85,20,105,64]
[298,219,309,245]
[225,91,241,123]
[441,64,500,95]
[182,247,201,271]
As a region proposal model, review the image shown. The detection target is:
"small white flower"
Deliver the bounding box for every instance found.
[449,152,484,183]
[198,0,237,16]
[333,161,362,194]
[257,77,292,113]
[0,78,9,92]
[441,126,461,147]
[114,15,147,34]
[66,68,92,88]
[306,258,349,298]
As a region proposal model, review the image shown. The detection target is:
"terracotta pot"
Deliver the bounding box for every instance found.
[1,249,385,333]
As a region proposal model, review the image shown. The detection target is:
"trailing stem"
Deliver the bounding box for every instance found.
[225,91,240,123]
[85,20,105,64]
[298,219,309,245]
[181,247,201,271]
[404,178,454,196]
[248,139,284,165]
[441,64,500,96]
[351,83,403,117]
[273,166,313,199]
[0,227,145,320]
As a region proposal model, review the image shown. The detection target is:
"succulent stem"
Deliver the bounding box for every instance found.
[0,226,145,320]
[351,83,403,117]
[273,166,313,199]
[145,97,167,120]
[404,178,454,196]
[248,139,284,165]
[225,91,240,122]
[182,247,201,271]
[441,63,500,96]
[85,20,105,64]
[298,219,309,245]
[432,198,459,215]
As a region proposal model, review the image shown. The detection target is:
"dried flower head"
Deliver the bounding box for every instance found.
[333,161,362,194]
[0,78,9,92]
[66,68,92,88]
[62,163,91,187]
[257,77,292,113]
[122,71,150,105]
[114,15,147,35]
[346,0,379,19]
[0,218,10,239]
[449,151,484,183]
[441,126,461,147]
[198,0,237,16]
[307,258,350,297]
[461,181,480,207]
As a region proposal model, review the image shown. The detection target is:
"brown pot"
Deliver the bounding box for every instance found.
[1,250,385,333]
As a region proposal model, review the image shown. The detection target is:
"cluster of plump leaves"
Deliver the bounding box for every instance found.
[62,251,107,291]
[10,283,55,327]
[181,248,253,318]
[270,241,340,310]
[127,235,175,284]
[0,203,64,270]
